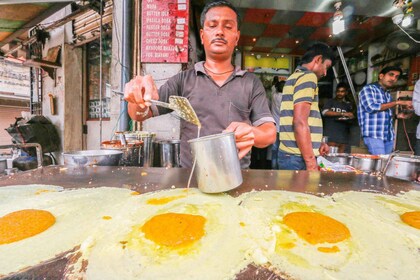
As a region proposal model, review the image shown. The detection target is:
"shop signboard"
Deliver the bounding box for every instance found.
[0,58,30,97]
[141,0,189,63]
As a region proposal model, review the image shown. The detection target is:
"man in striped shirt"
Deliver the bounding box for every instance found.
[276,43,333,170]
[358,66,413,155]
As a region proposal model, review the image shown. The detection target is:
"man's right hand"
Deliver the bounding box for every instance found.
[124,75,159,109]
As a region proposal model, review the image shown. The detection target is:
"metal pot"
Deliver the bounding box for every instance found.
[153,139,181,168]
[101,140,142,166]
[352,154,381,172]
[124,131,155,167]
[380,155,420,181]
[0,157,7,175]
[63,150,123,167]
[324,153,353,165]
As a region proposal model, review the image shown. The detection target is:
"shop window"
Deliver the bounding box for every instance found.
[86,35,112,120]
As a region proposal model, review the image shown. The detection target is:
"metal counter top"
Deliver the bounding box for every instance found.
[1,165,418,195]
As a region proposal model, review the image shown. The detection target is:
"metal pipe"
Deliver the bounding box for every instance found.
[99,1,104,145]
[119,0,133,132]
[0,143,43,168]
[336,46,358,104]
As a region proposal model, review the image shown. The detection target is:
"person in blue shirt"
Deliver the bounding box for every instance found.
[357,66,413,155]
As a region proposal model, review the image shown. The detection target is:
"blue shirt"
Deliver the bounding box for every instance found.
[357,82,394,141]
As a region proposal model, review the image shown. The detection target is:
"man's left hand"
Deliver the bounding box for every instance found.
[319,142,329,156]
[224,122,255,159]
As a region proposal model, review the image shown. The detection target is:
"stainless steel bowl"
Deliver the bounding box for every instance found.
[63,150,123,167]
[324,153,353,165]
[352,155,381,172]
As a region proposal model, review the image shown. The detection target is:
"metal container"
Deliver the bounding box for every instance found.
[124,131,155,167]
[101,140,142,166]
[63,150,123,167]
[157,140,181,168]
[352,154,381,172]
[0,157,7,175]
[324,153,353,165]
[379,155,420,181]
[188,132,243,193]
[329,146,339,154]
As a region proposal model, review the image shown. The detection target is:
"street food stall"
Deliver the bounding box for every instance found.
[0,166,419,279]
[1,0,420,279]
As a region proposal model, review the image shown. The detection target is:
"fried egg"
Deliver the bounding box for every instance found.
[239,190,420,280]
[84,188,254,280]
[0,185,134,277]
[332,190,420,245]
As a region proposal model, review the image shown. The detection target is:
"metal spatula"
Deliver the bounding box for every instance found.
[151,96,201,127]
[112,89,201,127]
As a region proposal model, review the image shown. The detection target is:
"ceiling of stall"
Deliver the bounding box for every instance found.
[1,0,419,57]
[222,0,420,55]
[0,2,72,51]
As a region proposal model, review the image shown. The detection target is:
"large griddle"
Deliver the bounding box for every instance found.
[0,166,419,280]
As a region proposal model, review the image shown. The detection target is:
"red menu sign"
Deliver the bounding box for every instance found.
[141,0,189,63]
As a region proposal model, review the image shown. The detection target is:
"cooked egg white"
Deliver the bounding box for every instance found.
[239,190,420,280]
[85,188,254,280]
[0,185,134,277]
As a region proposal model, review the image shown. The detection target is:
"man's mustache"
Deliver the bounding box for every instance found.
[211,38,228,44]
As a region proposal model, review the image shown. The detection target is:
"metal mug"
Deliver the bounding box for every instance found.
[188,132,243,193]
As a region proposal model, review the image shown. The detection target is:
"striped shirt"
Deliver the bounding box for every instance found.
[357,82,394,141]
[278,66,323,155]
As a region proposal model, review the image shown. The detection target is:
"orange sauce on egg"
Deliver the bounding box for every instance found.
[318,246,340,253]
[0,209,56,245]
[400,211,420,229]
[146,195,186,205]
[283,212,350,245]
[141,213,206,248]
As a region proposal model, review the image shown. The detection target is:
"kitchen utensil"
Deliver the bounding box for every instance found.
[0,157,7,175]
[151,96,201,127]
[329,146,339,154]
[379,151,399,177]
[154,139,181,168]
[113,89,201,127]
[63,150,123,167]
[324,153,354,165]
[188,132,243,193]
[352,154,380,172]
[379,154,420,181]
[124,131,156,167]
[101,140,142,166]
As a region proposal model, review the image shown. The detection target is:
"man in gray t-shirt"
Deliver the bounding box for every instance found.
[124,0,276,168]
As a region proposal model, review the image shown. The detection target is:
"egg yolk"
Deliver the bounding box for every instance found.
[146,195,186,205]
[141,213,206,248]
[283,212,350,245]
[0,209,56,245]
[400,211,420,229]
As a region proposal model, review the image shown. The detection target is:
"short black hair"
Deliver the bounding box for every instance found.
[200,0,241,28]
[336,82,348,90]
[299,43,334,66]
[380,66,402,76]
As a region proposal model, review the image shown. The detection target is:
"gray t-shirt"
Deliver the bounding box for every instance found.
[153,61,275,168]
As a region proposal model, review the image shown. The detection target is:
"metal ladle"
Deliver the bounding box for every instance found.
[379,150,399,177]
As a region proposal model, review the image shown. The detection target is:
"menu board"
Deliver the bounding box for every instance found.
[141,0,189,63]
